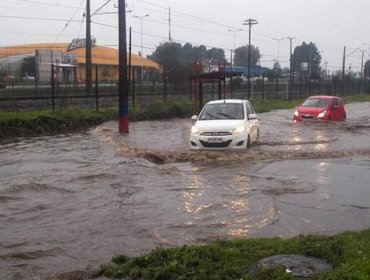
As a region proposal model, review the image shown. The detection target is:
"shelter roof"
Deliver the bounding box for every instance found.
[0,43,160,69]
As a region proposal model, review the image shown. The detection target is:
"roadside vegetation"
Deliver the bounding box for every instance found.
[1,94,370,141]
[95,229,370,279]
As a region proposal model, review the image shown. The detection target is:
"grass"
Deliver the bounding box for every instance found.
[95,229,370,279]
[0,101,193,140]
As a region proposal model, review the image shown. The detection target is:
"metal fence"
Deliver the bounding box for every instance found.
[1,75,370,112]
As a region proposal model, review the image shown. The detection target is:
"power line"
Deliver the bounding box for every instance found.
[0,14,82,23]
[54,0,86,43]
[12,0,84,10]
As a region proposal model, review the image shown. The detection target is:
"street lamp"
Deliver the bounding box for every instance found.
[273,37,285,63]
[134,14,149,86]
[227,28,242,67]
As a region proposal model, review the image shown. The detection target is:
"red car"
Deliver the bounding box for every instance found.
[293,95,346,122]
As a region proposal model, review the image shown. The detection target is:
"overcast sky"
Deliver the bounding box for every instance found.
[1,0,370,73]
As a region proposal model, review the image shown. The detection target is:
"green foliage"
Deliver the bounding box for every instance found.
[148,42,226,86]
[293,41,321,80]
[364,60,370,78]
[0,101,193,140]
[234,45,261,68]
[96,229,370,279]
[251,99,301,113]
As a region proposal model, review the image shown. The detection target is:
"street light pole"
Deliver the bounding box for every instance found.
[273,37,285,62]
[286,36,295,100]
[243,18,258,99]
[227,28,242,67]
[134,14,149,87]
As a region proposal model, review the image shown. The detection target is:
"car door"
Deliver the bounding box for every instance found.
[330,98,341,121]
[337,99,346,120]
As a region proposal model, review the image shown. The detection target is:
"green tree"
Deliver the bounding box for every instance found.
[293,42,321,80]
[148,42,226,87]
[205,47,226,64]
[233,45,260,67]
[364,60,370,78]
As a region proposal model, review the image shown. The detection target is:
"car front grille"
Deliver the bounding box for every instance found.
[200,132,232,136]
[200,140,232,148]
[301,114,314,119]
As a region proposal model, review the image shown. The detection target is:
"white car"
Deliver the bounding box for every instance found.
[190,99,259,150]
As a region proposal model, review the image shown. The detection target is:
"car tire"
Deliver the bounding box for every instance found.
[246,135,251,149]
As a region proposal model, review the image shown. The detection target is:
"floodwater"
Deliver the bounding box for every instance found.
[0,102,370,279]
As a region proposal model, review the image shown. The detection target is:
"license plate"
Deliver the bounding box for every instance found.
[207,137,223,143]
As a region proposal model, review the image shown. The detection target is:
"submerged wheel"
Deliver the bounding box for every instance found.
[246,135,251,149]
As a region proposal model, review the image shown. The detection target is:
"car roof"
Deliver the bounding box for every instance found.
[307,95,341,100]
[206,99,245,104]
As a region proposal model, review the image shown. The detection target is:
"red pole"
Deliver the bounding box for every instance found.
[118,0,129,133]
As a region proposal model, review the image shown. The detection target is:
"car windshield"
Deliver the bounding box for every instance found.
[199,103,244,120]
[302,98,328,108]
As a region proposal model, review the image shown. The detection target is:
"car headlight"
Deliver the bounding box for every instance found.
[191,126,201,135]
[232,125,246,135]
[294,110,299,117]
[317,110,327,118]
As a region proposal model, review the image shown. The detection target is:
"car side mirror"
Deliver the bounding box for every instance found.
[191,115,198,121]
[248,113,257,120]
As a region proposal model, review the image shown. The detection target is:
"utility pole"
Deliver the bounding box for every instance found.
[341,46,346,93]
[243,18,258,99]
[118,0,129,133]
[359,49,364,94]
[308,43,312,95]
[286,36,295,100]
[360,50,365,80]
[168,7,172,42]
[85,0,92,95]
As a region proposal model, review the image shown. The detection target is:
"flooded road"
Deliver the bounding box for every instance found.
[0,102,370,279]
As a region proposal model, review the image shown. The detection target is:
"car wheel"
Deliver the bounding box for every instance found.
[246,134,251,149]
[343,112,346,121]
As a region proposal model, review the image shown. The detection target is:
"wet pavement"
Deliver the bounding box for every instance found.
[0,102,369,279]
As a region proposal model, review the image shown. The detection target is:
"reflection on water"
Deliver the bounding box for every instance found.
[0,103,370,279]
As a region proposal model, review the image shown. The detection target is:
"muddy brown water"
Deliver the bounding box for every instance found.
[1,102,370,279]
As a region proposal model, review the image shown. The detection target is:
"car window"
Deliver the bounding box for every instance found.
[246,101,255,114]
[199,103,244,120]
[302,98,328,108]
[331,99,339,108]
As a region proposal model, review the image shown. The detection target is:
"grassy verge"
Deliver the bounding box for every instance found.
[1,94,370,140]
[95,229,370,279]
[0,101,193,140]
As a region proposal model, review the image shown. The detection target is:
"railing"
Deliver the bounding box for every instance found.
[1,77,369,112]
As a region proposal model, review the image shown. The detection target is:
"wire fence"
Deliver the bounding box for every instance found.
[1,73,370,112]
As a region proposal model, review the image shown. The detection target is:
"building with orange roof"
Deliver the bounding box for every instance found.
[0,40,160,83]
